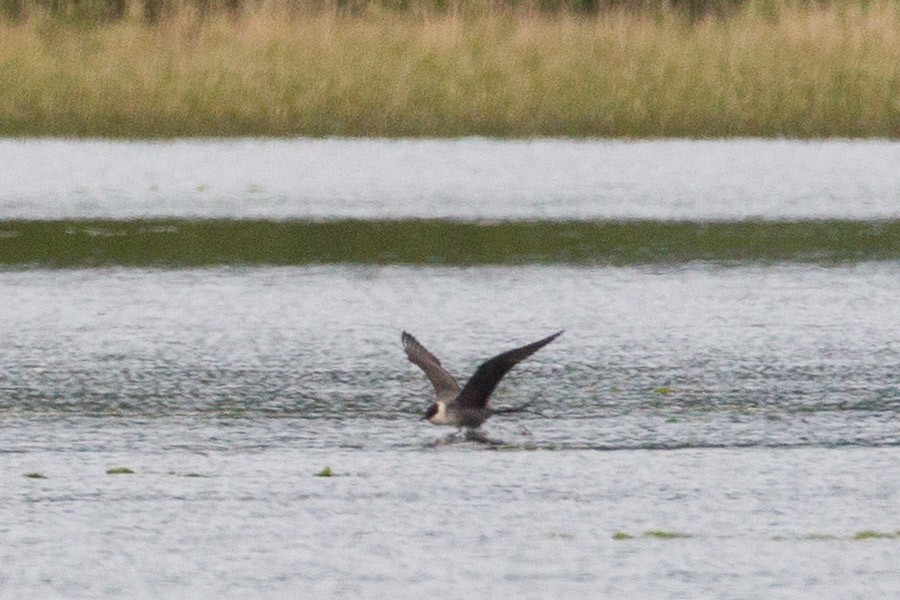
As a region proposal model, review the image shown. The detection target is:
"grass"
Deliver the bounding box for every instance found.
[1,1,899,137]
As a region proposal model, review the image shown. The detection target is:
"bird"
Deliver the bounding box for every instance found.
[401,330,562,429]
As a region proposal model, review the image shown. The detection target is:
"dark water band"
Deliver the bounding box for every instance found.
[1,219,898,267]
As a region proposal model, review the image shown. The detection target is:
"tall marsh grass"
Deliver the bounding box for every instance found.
[1,1,899,137]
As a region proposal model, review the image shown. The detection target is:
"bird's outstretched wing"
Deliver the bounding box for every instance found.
[455,331,563,409]
[402,332,461,403]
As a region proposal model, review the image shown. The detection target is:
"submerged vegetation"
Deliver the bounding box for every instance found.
[1,0,899,137]
[854,530,900,540]
[613,529,693,539]
[106,466,136,474]
[1,219,899,267]
[643,529,693,539]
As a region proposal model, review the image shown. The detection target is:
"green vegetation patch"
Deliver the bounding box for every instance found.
[773,531,900,541]
[613,529,693,540]
[802,533,841,541]
[23,472,47,479]
[3,219,898,268]
[315,466,334,477]
[644,529,693,539]
[854,530,900,540]
[106,467,135,475]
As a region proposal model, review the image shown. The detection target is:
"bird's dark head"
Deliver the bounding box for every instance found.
[423,404,439,421]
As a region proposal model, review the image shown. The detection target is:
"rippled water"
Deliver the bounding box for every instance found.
[2,139,899,599]
[2,265,899,598]
[3,265,899,447]
[4,435,898,599]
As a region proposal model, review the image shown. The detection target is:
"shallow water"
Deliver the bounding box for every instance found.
[1,265,898,598]
[2,138,899,598]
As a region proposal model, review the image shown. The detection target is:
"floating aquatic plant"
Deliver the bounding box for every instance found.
[803,533,841,541]
[612,530,692,540]
[23,472,47,479]
[854,530,899,540]
[772,531,900,541]
[315,466,334,477]
[106,467,135,475]
[644,530,692,539]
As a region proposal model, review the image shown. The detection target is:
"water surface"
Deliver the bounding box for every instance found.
[2,265,898,449]
[2,138,899,221]
[2,138,899,599]
[2,263,898,599]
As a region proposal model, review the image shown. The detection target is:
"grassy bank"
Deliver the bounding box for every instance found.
[1,1,899,138]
